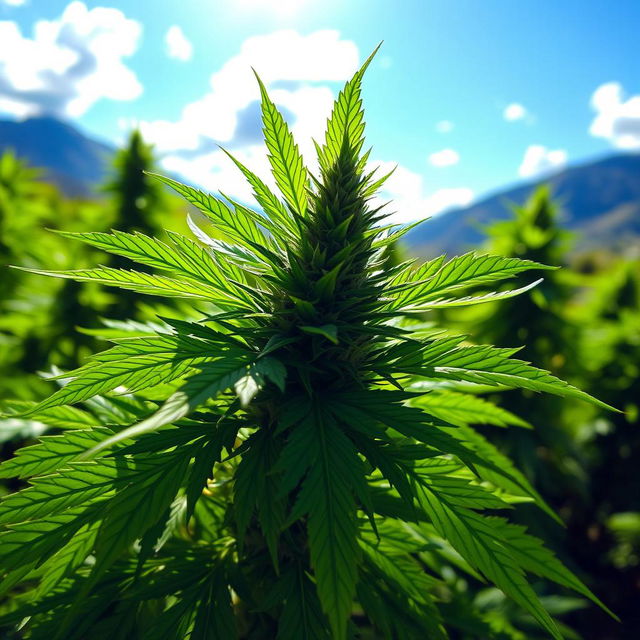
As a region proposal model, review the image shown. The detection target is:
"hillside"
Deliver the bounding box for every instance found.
[405,153,640,255]
[0,116,114,198]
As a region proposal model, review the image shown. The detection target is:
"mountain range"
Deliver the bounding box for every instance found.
[0,116,113,198]
[1,116,638,253]
[405,153,640,255]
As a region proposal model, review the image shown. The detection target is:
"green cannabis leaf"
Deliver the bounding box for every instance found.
[0,48,616,640]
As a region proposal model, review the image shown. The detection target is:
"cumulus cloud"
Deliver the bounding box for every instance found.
[518,145,567,178]
[428,148,459,167]
[589,82,640,150]
[165,25,192,61]
[142,29,357,155]
[369,161,473,224]
[143,29,358,202]
[2,0,27,6]
[435,120,454,133]
[503,103,527,121]
[143,29,470,226]
[161,146,270,206]
[0,1,142,118]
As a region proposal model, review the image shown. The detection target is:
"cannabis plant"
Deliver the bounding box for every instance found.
[0,152,111,402]
[564,259,640,636]
[473,186,575,374]
[104,129,169,237]
[447,187,583,494]
[0,52,616,639]
[102,129,177,319]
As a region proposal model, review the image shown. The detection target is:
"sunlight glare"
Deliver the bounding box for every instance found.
[235,0,306,18]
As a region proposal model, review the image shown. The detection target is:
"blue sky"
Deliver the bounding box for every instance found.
[1,0,638,222]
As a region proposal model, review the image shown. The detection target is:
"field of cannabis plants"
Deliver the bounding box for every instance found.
[0,51,638,640]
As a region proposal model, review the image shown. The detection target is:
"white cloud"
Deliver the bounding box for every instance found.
[370,161,473,224]
[161,146,269,206]
[423,187,474,214]
[518,144,567,178]
[139,30,357,208]
[2,0,27,6]
[141,30,357,167]
[428,148,459,167]
[435,120,454,133]
[165,25,192,62]
[142,29,471,226]
[0,96,33,117]
[589,82,640,150]
[0,1,142,118]
[504,103,527,121]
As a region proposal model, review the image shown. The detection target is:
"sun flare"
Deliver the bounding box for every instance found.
[235,0,305,17]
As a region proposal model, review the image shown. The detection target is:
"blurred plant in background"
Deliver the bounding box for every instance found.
[103,130,168,238]
[101,129,181,319]
[0,151,110,402]
[441,187,584,499]
[434,187,640,638]
[563,258,640,635]
[0,132,192,495]
[0,131,189,405]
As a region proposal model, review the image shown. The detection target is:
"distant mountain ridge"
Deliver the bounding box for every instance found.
[1,116,638,253]
[0,116,114,198]
[405,153,640,255]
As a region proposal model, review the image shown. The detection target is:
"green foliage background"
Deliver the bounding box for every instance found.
[0,58,637,639]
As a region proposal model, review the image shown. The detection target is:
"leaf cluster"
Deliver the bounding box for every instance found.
[0,50,615,639]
